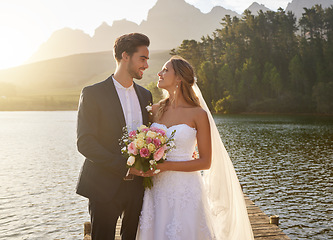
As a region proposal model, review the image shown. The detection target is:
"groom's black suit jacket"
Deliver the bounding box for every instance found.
[76,75,152,202]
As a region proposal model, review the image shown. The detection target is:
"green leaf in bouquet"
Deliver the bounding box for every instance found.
[143,177,153,189]
[141,162,151,172]
[134,158,142,171]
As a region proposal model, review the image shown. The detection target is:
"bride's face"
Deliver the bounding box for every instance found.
[157,61,178,90]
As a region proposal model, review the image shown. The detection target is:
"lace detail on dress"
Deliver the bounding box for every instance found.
[137,123,215,240]
[166,218,182,240]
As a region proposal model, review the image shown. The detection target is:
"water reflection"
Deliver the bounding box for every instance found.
[215,114,333,239]
[0,112,89,239]
[0,112,332,239]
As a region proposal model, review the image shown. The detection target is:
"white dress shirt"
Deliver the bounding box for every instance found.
[112,76,142,132]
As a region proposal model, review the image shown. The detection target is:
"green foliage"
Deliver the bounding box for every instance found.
[312,82,333,113]
[173,5,333,114]
[214,93,233,114]
[289,55,307,94]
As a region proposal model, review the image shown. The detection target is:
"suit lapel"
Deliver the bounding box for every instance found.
[105,75,126,129]
[133,82,149,126]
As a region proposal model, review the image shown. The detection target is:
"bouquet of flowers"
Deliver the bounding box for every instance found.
[120,124,176,189]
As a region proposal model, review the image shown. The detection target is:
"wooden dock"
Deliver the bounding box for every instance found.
[244,195,290,240]
[84,195,290,239]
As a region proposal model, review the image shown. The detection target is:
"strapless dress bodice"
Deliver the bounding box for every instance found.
[151,122,197,161]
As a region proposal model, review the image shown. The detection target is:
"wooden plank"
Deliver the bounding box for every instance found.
[254,236,291,240]
[83,195,290,239]
[245,196,290,240]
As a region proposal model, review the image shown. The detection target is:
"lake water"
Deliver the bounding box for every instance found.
[0,111,332,239]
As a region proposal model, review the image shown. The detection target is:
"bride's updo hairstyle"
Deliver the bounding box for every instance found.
[156,56,200,120]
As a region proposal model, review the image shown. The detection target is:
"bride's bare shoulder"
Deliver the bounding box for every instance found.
[192,107,209,128]
[192,106,208,116]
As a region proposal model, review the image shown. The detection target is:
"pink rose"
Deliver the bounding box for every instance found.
[157,129,166,136]
[153,138,161,148]
[128,142,138,155]
[129,130,137,139]
[150,127,158,132]
[140,148,150,158]
[153,147,165,161]
[146,137,152,144]
[141,128,149,133]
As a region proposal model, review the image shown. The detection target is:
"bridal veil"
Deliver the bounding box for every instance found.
[192,83,254,240]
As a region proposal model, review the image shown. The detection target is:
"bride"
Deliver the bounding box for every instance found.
[137,56,254,240]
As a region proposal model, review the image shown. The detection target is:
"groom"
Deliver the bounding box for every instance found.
[76,33,152,239]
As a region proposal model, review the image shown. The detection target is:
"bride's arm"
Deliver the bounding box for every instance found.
[157,109,212,172]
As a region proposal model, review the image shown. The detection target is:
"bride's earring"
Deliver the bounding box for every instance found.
[174,84,178,94]
[175,84,179,96]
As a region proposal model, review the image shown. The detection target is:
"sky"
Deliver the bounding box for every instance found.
[0,0,291,70]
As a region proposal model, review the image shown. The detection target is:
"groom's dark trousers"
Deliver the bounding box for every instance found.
[76,75,152,240]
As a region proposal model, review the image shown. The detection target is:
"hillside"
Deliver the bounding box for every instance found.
[27,0,239,63]
[0,50,170,96]
[2,0,333,111]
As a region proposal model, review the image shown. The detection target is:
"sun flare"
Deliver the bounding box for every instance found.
[0,2,45,70]
[0,26,32,69]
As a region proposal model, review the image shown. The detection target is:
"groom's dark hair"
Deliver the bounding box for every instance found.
[113,33,150,62]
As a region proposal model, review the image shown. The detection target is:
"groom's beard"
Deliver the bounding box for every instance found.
[128,59,143,80]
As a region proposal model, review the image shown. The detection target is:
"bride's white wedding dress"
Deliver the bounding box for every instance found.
[137,83,254,240]
[137,122,216,240]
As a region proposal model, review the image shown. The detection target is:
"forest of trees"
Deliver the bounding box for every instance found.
[168,5,333,114]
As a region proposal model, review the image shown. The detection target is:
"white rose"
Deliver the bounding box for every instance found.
[138,125,148,131]
[146,131,157,139]
[134,139,145,149]
[127,156,135,166]
[159,136,166,144]
[147,143,156,153]
[137,132,146,139]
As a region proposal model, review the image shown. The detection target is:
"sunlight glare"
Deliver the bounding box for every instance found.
[0,2,45,70]
[0,26,32,70]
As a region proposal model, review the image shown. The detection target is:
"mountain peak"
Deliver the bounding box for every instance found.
[95,22,111,31]
[286,0,333,18]
[246,2,271,14]
[148,0,201,18]
[248,2,265,8]
[29,0,331,63]
[210,6,228,12]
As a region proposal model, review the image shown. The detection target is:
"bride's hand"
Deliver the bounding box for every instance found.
[143,169,155,177]
[129,168,151,177]
[143,162,170,177]
[155,162,169,173]
[141,167,162,177]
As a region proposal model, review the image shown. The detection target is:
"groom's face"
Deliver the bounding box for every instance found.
[127,46,149,80]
